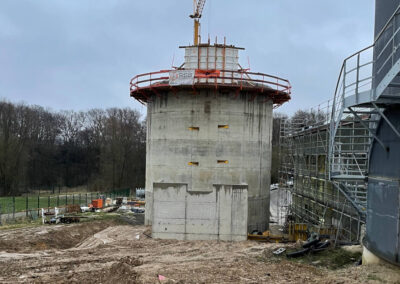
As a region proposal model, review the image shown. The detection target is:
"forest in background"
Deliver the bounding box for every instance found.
[271,109,327,183]
[0,99,319,196]
[0,101,146,196]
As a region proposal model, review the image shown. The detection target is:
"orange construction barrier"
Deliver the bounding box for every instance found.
[195,69,221,78]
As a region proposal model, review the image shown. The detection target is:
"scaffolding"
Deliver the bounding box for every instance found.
[278,3,400,247]
[278,100,366,243]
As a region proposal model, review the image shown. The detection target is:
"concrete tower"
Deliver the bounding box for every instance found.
[130,43,291,240]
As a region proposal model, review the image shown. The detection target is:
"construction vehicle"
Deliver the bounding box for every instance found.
[190,0,206,45]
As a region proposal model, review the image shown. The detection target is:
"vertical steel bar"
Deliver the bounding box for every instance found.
[342,62,346,102]
[12,196,15,219]
[356,54,360,104]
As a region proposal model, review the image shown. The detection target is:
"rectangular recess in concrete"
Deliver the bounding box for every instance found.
[152,183,248,241]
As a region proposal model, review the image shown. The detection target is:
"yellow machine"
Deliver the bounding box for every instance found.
[190,0,206,45]
[248,223,337,243]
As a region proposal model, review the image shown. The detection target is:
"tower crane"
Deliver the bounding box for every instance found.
[190,0,206,45]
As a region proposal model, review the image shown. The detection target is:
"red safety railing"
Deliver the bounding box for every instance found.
[130,69,291,105]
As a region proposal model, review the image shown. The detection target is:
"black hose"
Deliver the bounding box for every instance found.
[286,247,311,258]
[302,238,320,248]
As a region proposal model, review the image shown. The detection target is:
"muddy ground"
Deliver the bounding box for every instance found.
[0,214,399,284]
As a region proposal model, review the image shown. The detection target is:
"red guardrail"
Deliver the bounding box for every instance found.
[130,69,291,94]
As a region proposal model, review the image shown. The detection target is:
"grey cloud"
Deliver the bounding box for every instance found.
[0,0,374,116]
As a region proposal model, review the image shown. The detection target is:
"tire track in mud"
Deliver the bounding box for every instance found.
[74,226,117,249]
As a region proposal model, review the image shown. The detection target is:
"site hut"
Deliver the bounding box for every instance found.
[129,40,291,241]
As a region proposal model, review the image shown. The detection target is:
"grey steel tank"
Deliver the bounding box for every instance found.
[364,0,400,265]
[365,107,400,265]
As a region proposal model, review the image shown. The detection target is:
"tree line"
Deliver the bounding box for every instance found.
[0,101,146,196]
[271,109,328,183]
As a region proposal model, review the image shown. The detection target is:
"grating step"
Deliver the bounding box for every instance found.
[343,111,379,114]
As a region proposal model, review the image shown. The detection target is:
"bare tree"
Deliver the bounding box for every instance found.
[0,101,146,196]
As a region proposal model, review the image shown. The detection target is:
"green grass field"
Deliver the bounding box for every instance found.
[0,194,90,214]
[0,189,130,214]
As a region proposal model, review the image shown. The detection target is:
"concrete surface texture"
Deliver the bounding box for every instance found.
[152,183,248,241]
[145,87,273,238]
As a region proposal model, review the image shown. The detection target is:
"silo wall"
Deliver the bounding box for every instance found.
[144,90,273,240]
[375,0,400,37]
[365,107,400,265]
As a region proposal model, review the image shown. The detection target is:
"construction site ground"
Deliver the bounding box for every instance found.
[0,213,399,284]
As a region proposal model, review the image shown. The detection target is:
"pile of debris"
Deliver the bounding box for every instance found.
[287,233,330,257]
[273,233,331,258]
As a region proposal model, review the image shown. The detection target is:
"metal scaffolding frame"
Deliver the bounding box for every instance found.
[278,6,400,244]
[278,100,365,243]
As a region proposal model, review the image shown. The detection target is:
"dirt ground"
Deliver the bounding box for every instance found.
[0,214,399,284]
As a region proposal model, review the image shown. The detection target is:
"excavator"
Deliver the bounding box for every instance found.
[190,0,206,45]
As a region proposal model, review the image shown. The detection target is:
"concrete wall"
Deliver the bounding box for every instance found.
[145,90,273,236]
[152,183,248,241]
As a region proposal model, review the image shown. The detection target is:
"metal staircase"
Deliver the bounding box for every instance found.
[329,5,400,221]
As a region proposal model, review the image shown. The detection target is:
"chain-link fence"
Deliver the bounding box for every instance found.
[0,188,131,224]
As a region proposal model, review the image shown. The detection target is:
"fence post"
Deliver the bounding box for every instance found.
[37,195,40,216]
[72,194,75,205]
[47,196,50,212]
[12,196,15,219]
[26,196,28,217]
[57,194,59,207]
[86,193,88,205]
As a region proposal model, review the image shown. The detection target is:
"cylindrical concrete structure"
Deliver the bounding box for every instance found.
[145,90,273,232]
[130,44,291,240]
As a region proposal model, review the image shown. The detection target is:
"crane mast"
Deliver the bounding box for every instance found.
[190,0,206,45]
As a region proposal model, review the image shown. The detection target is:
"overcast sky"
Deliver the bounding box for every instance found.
[0,0,375,116]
